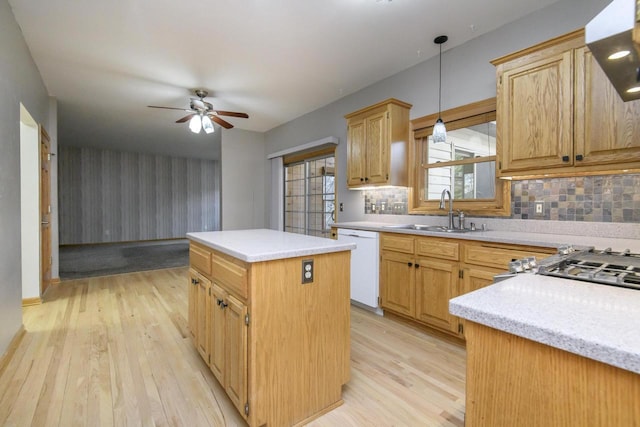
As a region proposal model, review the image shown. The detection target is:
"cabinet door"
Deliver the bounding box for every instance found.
[415,258,458,334]
[197,276,211,362]
[210,283,226,384]
[380,251,415,317]
[459,266,500,338]
[498,49,574,172]
[188,270,199,342]
[365,110,389,185]
[574,47,640,167]
[347,118,366,186]
[225,294,248,417]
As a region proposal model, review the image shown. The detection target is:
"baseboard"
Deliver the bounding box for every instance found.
[22,297,42,307]
[50,277,61,286]
[0,325,26,376]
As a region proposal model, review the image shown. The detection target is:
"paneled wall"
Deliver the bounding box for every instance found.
[59,146,220,244]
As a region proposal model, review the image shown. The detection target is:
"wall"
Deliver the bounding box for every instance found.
[221,129,267,230]
[263,0,611,226]
[0,0,51,354]
[58,146,221,244]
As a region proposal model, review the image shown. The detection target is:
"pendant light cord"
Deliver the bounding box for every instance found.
[438,42,442,118]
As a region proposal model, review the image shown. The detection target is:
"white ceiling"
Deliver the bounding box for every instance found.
[9,0,560,157]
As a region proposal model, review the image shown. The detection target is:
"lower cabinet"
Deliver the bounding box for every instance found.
[380,232,555,338]
[188,268,211,360]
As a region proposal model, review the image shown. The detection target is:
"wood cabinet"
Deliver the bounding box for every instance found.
[345,98,411,188]
[188,240,350,427]
[493,29,640,178]
[380,232,555,338]
[380,233,460,335]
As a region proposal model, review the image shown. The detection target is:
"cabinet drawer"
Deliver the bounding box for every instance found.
[463,243,554,270]
[415,237,459,261]
[212,252,248,299]
[190,243,212,276]
[381,233,414,254]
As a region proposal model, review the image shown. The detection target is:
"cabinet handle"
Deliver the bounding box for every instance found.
[407,262,413,267]
[364,177,369,182]
[414,264,420,268]
[360,177,364,182]
[575,154,584,161]
[562,155,570,162]
[217,298,228,309]
[192,278,199,285]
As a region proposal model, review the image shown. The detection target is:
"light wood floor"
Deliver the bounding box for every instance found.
[0,267,466,427]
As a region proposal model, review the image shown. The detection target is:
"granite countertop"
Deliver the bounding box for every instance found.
[333,221,640,252]
[187,229,355,262]
[449,275,640,374]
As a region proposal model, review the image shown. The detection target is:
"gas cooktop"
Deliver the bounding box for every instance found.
[537,247,640,290]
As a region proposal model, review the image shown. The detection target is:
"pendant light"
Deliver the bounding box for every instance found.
[432,35,448,143]
[189,115,202,133]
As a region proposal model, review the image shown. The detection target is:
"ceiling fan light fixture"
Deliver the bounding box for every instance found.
[189,115,202,133]
[202,115,215,134]
[432,35,448,144]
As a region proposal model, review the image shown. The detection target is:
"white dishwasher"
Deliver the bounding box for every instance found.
[337,228,381,313]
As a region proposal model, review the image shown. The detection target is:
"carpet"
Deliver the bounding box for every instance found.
[59,239,189,279]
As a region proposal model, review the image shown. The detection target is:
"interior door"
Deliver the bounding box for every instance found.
[40,126,51,296]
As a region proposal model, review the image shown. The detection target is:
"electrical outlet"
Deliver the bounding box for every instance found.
[381,202,386,210]
[535,201,544,215]
[339,203,344,212]
[302,259,313,284]
[371,204,376,211]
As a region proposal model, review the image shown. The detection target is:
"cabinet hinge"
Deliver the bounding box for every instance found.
[49,255,53,265]
[245,313,250,326]
[209,288,211,296]
[244,402,250,416]
[47,205,51,214]
[378,296,381,305]
[499,75,502,85]
[47,153,51,161]
[498,161,502,170]
[459,269,464,279]
[458,323,464,334]
[208,354,211,364]
[386,112,389,119]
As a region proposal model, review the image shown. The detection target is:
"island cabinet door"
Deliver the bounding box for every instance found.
[225,294,248,418]
[415,258,459,334]
[197,276,211,362]
[210,283,226,384]
[188,269,199,342]
[380,251,415,317]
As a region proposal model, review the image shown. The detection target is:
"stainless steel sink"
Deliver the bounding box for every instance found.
[381,224,475,233]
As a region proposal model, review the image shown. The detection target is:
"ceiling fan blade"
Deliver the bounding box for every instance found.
[176,114,196,123]
[210,115,234,129]
[148,105,189,111]
[213,110,249,118]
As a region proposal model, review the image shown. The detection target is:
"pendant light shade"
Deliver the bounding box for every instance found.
[202,115,215,134]
[189,115,202,133]
[432,35,448,143]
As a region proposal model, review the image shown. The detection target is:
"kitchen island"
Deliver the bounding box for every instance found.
[187,229,355,427]
[450,275,640,426]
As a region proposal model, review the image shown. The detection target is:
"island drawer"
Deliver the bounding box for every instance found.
[463,243,554,269]
[381,233,414,254]
[190,243,212,275]
[415,237,459,261]
[212,252,248,299]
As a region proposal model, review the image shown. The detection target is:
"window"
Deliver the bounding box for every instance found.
[410,98,510,216]
[284,151,335,237]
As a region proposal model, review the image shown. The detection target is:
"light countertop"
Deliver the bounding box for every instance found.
[187,229,355,262]
[333,221,640,252]
[449,274,640,374]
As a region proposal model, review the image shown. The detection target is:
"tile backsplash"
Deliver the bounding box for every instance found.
[363,174,640,223]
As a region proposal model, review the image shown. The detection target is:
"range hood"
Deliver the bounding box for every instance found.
[585,0,640,102]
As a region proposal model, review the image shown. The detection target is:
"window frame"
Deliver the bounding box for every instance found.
[409,98,511,216]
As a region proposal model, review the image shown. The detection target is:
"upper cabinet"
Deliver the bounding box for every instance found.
[345,98,411,188]
[493,29,640,178]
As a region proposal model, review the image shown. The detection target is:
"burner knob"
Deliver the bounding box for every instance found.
[509,260,524,273]
[558,245,574,255]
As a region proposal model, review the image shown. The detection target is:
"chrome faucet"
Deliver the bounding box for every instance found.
[439,189,454,229]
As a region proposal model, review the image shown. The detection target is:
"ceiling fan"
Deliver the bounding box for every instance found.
[148,89,249,133]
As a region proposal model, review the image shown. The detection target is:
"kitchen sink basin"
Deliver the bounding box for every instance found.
[381,224,475,233]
